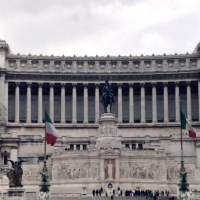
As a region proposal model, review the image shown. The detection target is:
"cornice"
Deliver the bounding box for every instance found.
[5,71,199,82]
[5,56,200,75]
[6,53,200,60]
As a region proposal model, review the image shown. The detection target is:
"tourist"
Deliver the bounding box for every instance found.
[99,189,101,196]
[92,190,95,196]
[145,190,148,199]
[113,189,115,196]
[95,189,98,196]
[117,190,120,196]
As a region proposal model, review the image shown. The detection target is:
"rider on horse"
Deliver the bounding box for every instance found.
[100,80,115,103]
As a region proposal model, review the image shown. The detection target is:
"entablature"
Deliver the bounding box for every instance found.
[4,54,200,74]
[4,71,200,82]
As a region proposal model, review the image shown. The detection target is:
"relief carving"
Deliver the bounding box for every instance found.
[23,167,52,181]
[166,166,194,181]
[98,122,117,136]
[120,162,167,180]
[52,162,100,180]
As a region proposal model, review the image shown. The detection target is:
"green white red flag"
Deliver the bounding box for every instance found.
[181,110,196,138]
[45,112,58,146]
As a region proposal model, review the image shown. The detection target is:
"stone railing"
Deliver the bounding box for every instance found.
[5,56,199,73]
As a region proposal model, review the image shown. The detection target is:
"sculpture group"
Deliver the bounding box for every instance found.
[7,160,26,187]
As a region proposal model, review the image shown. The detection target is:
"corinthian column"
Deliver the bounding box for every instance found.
[129,83,134,123]
[61,83,66,123]
[175,82,180,122]
[118,83,122,123]
[141,83,146,123]
[186,81,192,121]
[26,82,32,123]
[72,83,77,123]
[163,82,169,122]
[38,83,43,123]
[49,83,54,122]
[15,82,20,123]
[84,83,88,123]
[152,82,157,123]
[95,84,99,122]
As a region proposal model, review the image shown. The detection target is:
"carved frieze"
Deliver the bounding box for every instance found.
[166,166,194,181]
[7,59,199,81]
[52,162,100,180]
[98,122,117,137]
[23,165,52,182]
[120,162,167,180]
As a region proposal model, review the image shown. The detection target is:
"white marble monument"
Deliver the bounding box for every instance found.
[1,40,200,198]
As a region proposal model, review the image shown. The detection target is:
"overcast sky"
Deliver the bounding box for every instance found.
[1,0,200,56]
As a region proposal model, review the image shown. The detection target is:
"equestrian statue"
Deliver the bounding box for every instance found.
[100,80,115,113]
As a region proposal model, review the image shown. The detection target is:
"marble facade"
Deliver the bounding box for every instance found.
[0,40,200,197]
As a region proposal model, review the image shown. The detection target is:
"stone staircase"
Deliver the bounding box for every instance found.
[2,196,176,200]
[50,196,172,200]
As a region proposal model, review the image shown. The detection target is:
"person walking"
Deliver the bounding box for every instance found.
[92,190,95,196]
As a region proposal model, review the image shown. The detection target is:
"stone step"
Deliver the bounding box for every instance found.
[50,196,172,200]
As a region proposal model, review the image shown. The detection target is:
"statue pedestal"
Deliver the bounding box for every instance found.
[96,113,120,149]
[81,187,87,196]
[193,190,200,199]
[6,187,26,200]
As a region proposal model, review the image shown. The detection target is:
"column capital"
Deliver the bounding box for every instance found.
[38,82,43,87]
[129,83,134,86]
[163,82,168,86]
[140,82,145,87]
[174,81,179,86]
[15,82,20,86]
[49,83,55,87]
[0,73,6,78]
[117,83,123,87]
[186,81,191,85]
[83,83,88,87]
[61,83,66,87]
[151,82,157,87]
[27,82,32,87]
[72,83,77,87]
[95,83,100,87]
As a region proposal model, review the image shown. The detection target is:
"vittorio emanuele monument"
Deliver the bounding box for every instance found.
[0,39,200,199]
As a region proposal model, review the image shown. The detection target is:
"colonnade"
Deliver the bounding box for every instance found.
[10,81,199,123]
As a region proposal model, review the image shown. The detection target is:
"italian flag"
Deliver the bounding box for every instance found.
[45,112,58,146]
[181,110,196,138]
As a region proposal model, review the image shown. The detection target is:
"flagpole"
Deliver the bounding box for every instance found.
[180,95,183,164]
[43,96,47,172]
[179,95,185,172]
[39,96,51,200]
[178,95,189,200]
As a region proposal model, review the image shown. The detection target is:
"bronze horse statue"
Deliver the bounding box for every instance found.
[101,80,115,113]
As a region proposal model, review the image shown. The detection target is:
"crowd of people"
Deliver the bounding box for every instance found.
[117,188,171,199]
[92,187,173,199]
[92,187,104,197]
